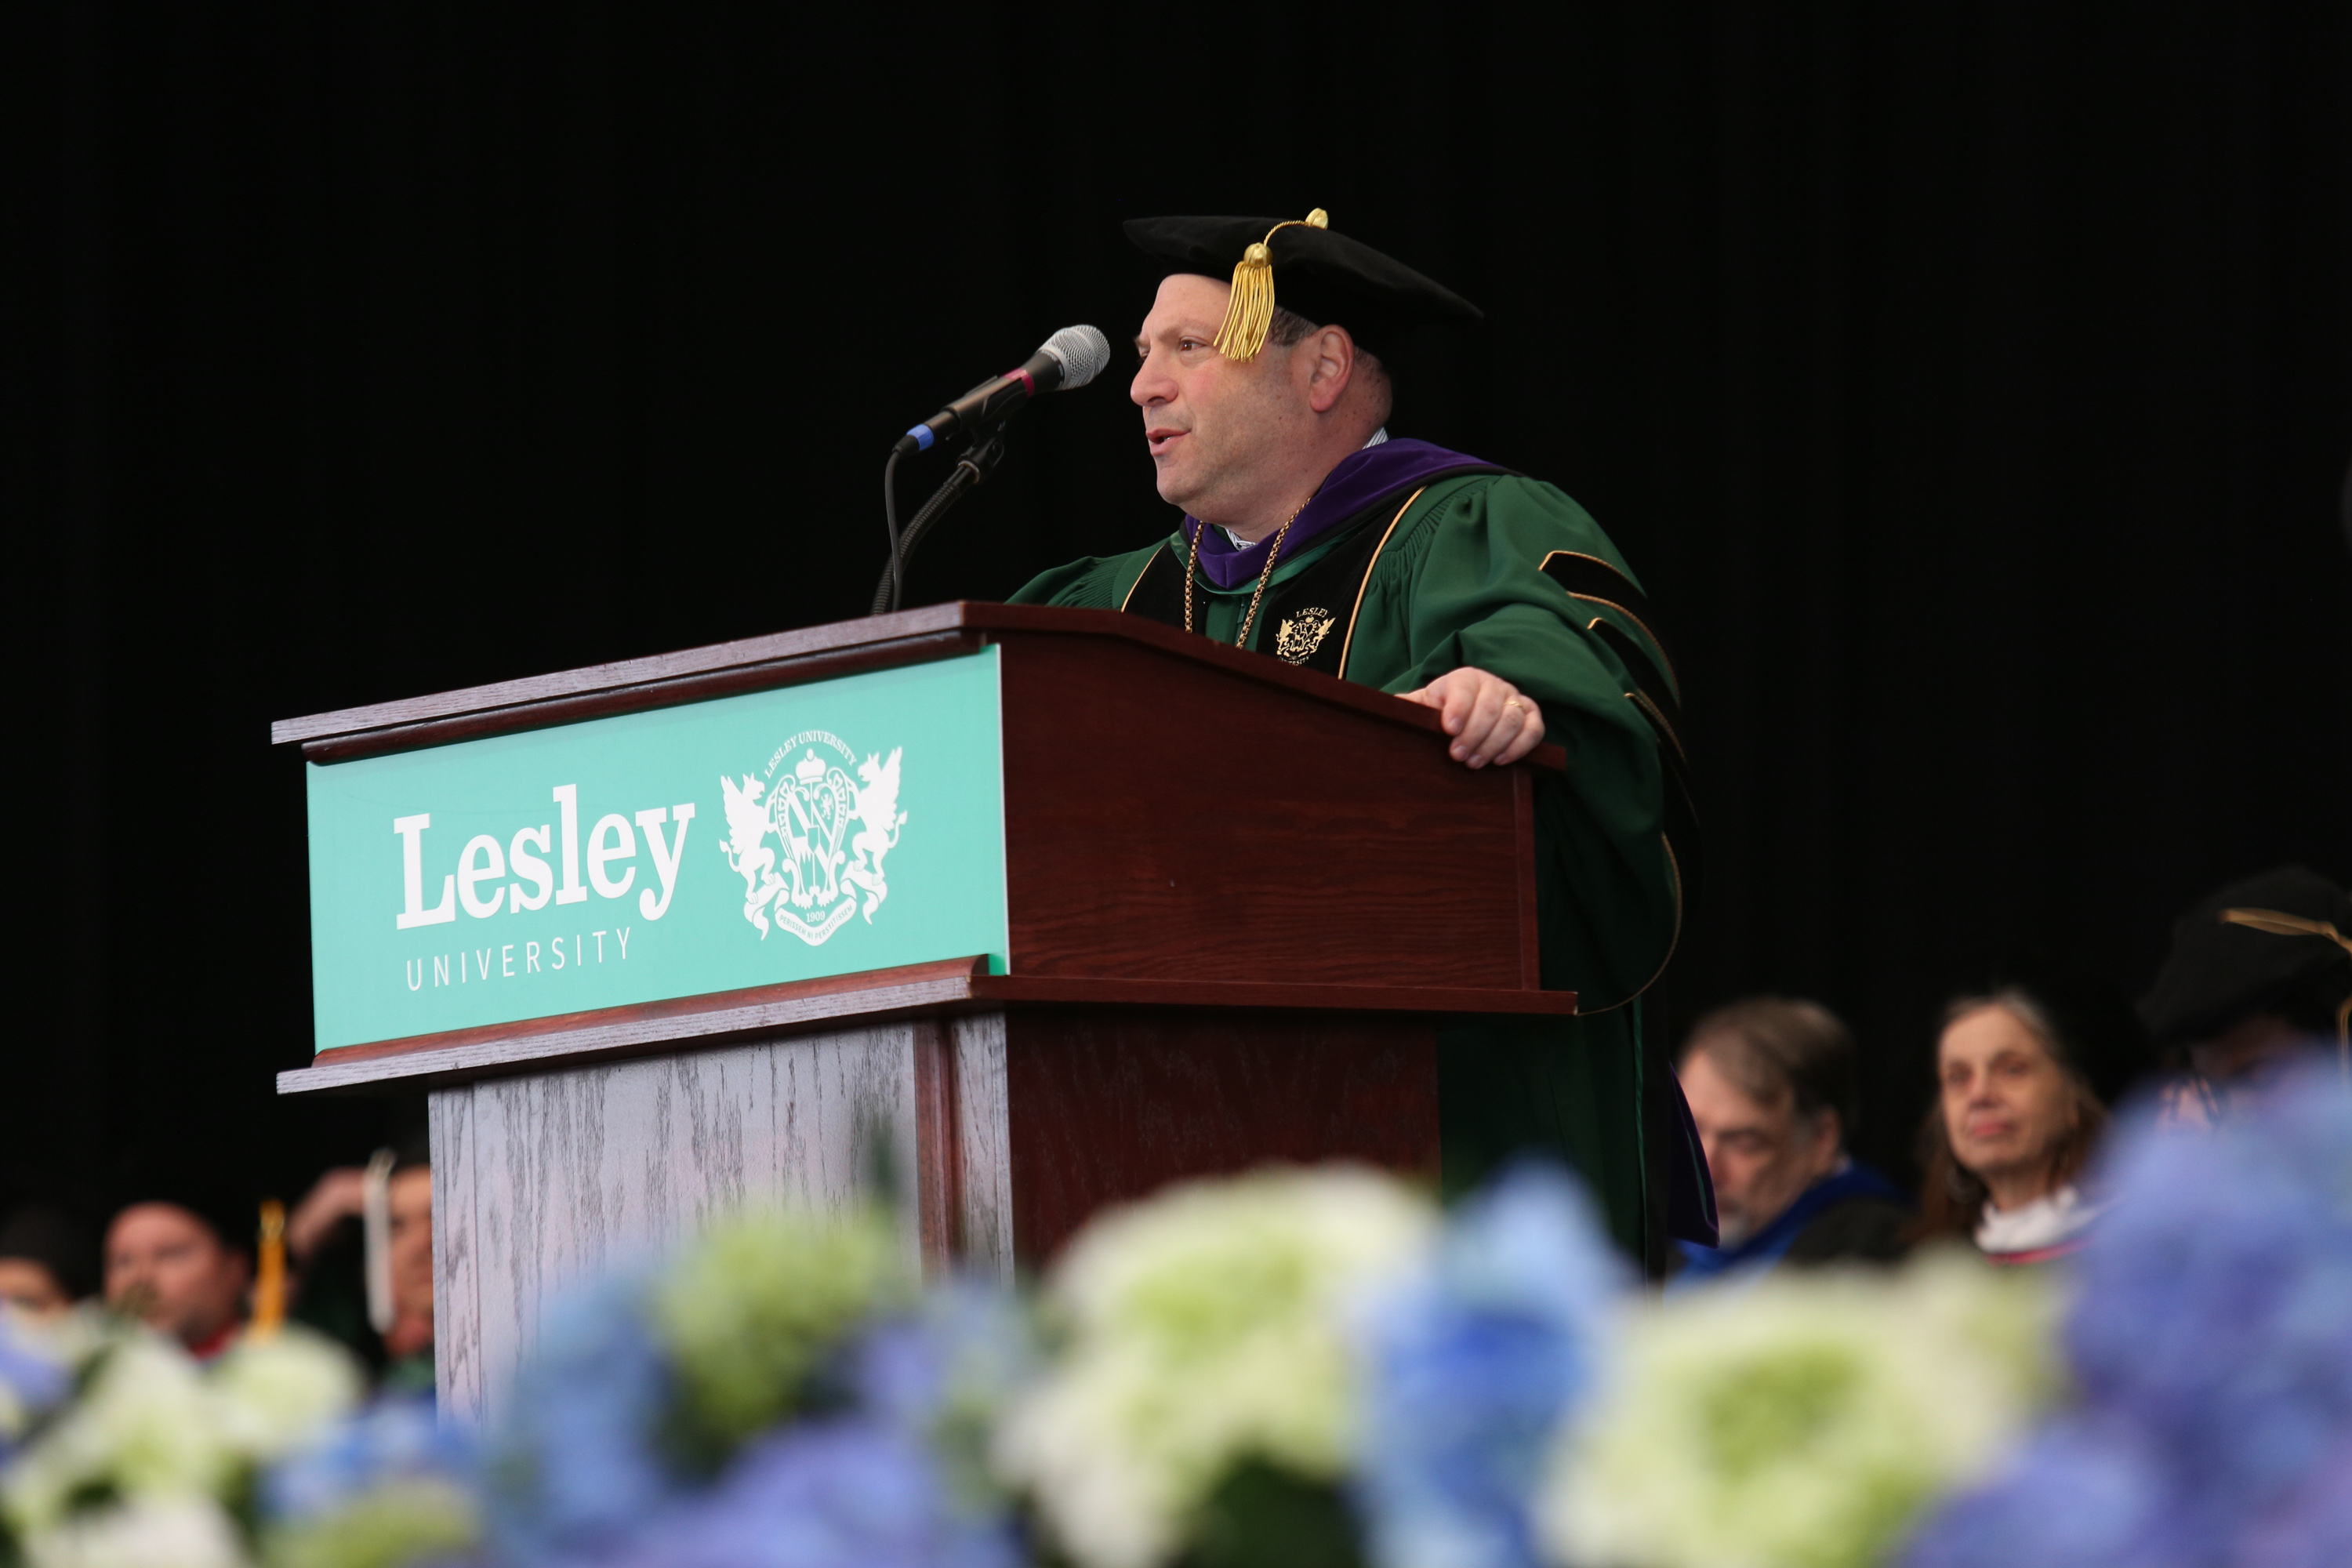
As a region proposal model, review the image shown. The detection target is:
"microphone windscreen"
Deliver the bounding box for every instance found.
[1042,325,1112,391]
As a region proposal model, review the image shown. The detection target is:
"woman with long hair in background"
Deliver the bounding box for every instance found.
[1913,982,2149,1264]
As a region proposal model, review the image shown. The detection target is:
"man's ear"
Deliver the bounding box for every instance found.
[1812,1107,1846,1166]
[1301,325,1356,414]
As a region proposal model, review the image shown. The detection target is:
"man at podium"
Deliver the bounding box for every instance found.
[1011,211,1695,1263]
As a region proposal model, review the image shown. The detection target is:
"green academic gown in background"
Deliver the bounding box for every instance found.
[1009,473,1685,1262]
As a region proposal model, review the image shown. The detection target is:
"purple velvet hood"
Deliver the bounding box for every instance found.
[1183,438,1501,589]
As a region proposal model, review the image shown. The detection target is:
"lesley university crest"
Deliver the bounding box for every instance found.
[717,730,907,946]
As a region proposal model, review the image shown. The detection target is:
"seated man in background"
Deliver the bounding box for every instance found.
[1670,997,1909,1289]
[0,1205,98,1321]
[103,1195,251,1359]
[2140,865,2352,1116]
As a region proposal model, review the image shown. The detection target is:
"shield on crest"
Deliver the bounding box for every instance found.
[769,750,857,914]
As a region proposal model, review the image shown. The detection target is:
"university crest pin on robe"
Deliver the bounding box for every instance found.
[1275,607,1338,665]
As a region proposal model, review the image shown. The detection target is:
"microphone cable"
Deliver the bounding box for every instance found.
[881,447,906,615]
[871,434,1007,617]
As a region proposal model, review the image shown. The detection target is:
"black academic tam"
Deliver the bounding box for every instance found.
[1125,213,1482,358]
[2140,865,2352,1044]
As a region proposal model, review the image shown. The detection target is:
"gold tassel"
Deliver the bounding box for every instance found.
[249,1199,287,1341]
[1212,242,1276,361]
[1212,208,1330,361]
[2217,906,2352,1079]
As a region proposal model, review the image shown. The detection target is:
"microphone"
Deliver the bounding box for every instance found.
[895,325,1112,456]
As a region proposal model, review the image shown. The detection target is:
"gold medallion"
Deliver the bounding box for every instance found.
[1275,607,1338,665]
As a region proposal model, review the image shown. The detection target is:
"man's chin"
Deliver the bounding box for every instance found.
[1152,467,1198,514]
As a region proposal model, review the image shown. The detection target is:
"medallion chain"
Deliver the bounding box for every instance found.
[1183,500,1305,651]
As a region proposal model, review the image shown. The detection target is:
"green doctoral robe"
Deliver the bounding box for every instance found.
[1009,470,1686,1263]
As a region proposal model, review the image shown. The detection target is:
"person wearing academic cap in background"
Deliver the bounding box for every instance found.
[1911,972,2156,1265]
[2139,865,2352,1116]
[0,1205,100,1321]
[1011,211,1699,1265]
[283,1134,436,1393]
[103,1189,256,1359]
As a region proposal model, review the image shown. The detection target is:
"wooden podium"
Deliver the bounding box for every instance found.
[275,604,1573,1421]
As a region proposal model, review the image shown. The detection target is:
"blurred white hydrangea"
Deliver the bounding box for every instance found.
[4,1336,230,1536]
[995,1165,1436,1568]
[22,1497,250,1568]
[1540,1250,2058,1568]
[3,1323,361,1562]
[651,1204,913,1454]
[209,1330,365,1463]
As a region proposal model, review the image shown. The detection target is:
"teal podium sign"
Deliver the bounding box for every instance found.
[303,648,1007,1053]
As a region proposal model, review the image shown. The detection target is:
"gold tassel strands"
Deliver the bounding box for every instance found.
[2217,906,2352,1074]
[1211,208,1329,361]
[1211,243,1276,361]
[249,1199,287,1341]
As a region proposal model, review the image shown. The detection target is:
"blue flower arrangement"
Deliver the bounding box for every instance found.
[1904,1062,2352,1568]
[486,1272,685,1563]
[23,1064,2352,1568]
[262,1392,481,1567]
[604,1419,1011,1568]
[220,1208,1024,1568]
[1352,1165,1624,1568]
[0,1320,70,1465]
[470,1212,1022,1568]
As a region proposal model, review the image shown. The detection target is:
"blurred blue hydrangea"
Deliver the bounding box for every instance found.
[1904,1062,2352,1568]
[0,1317,70,1461]
[472,1263,1030,1567]
[2238,1440,2352,1568]
[259,1392,485,1568]
[1900,1418,2179,1568]
[2066,1080,2352,1508]
[1353,1163,1627,1568]
[851,1279,1036,1436]
[607,1417,1019,1568]
[264,1392,477,1523]
[485,1272,684,1565]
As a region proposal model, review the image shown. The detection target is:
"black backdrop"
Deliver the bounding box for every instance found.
[8,2,2350,1226]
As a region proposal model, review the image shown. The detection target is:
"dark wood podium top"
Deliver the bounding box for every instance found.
[273,601,1565,770]
[276,604,1574,1096]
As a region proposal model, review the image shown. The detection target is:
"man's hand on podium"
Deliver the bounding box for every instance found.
[1401,666,1546,770]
